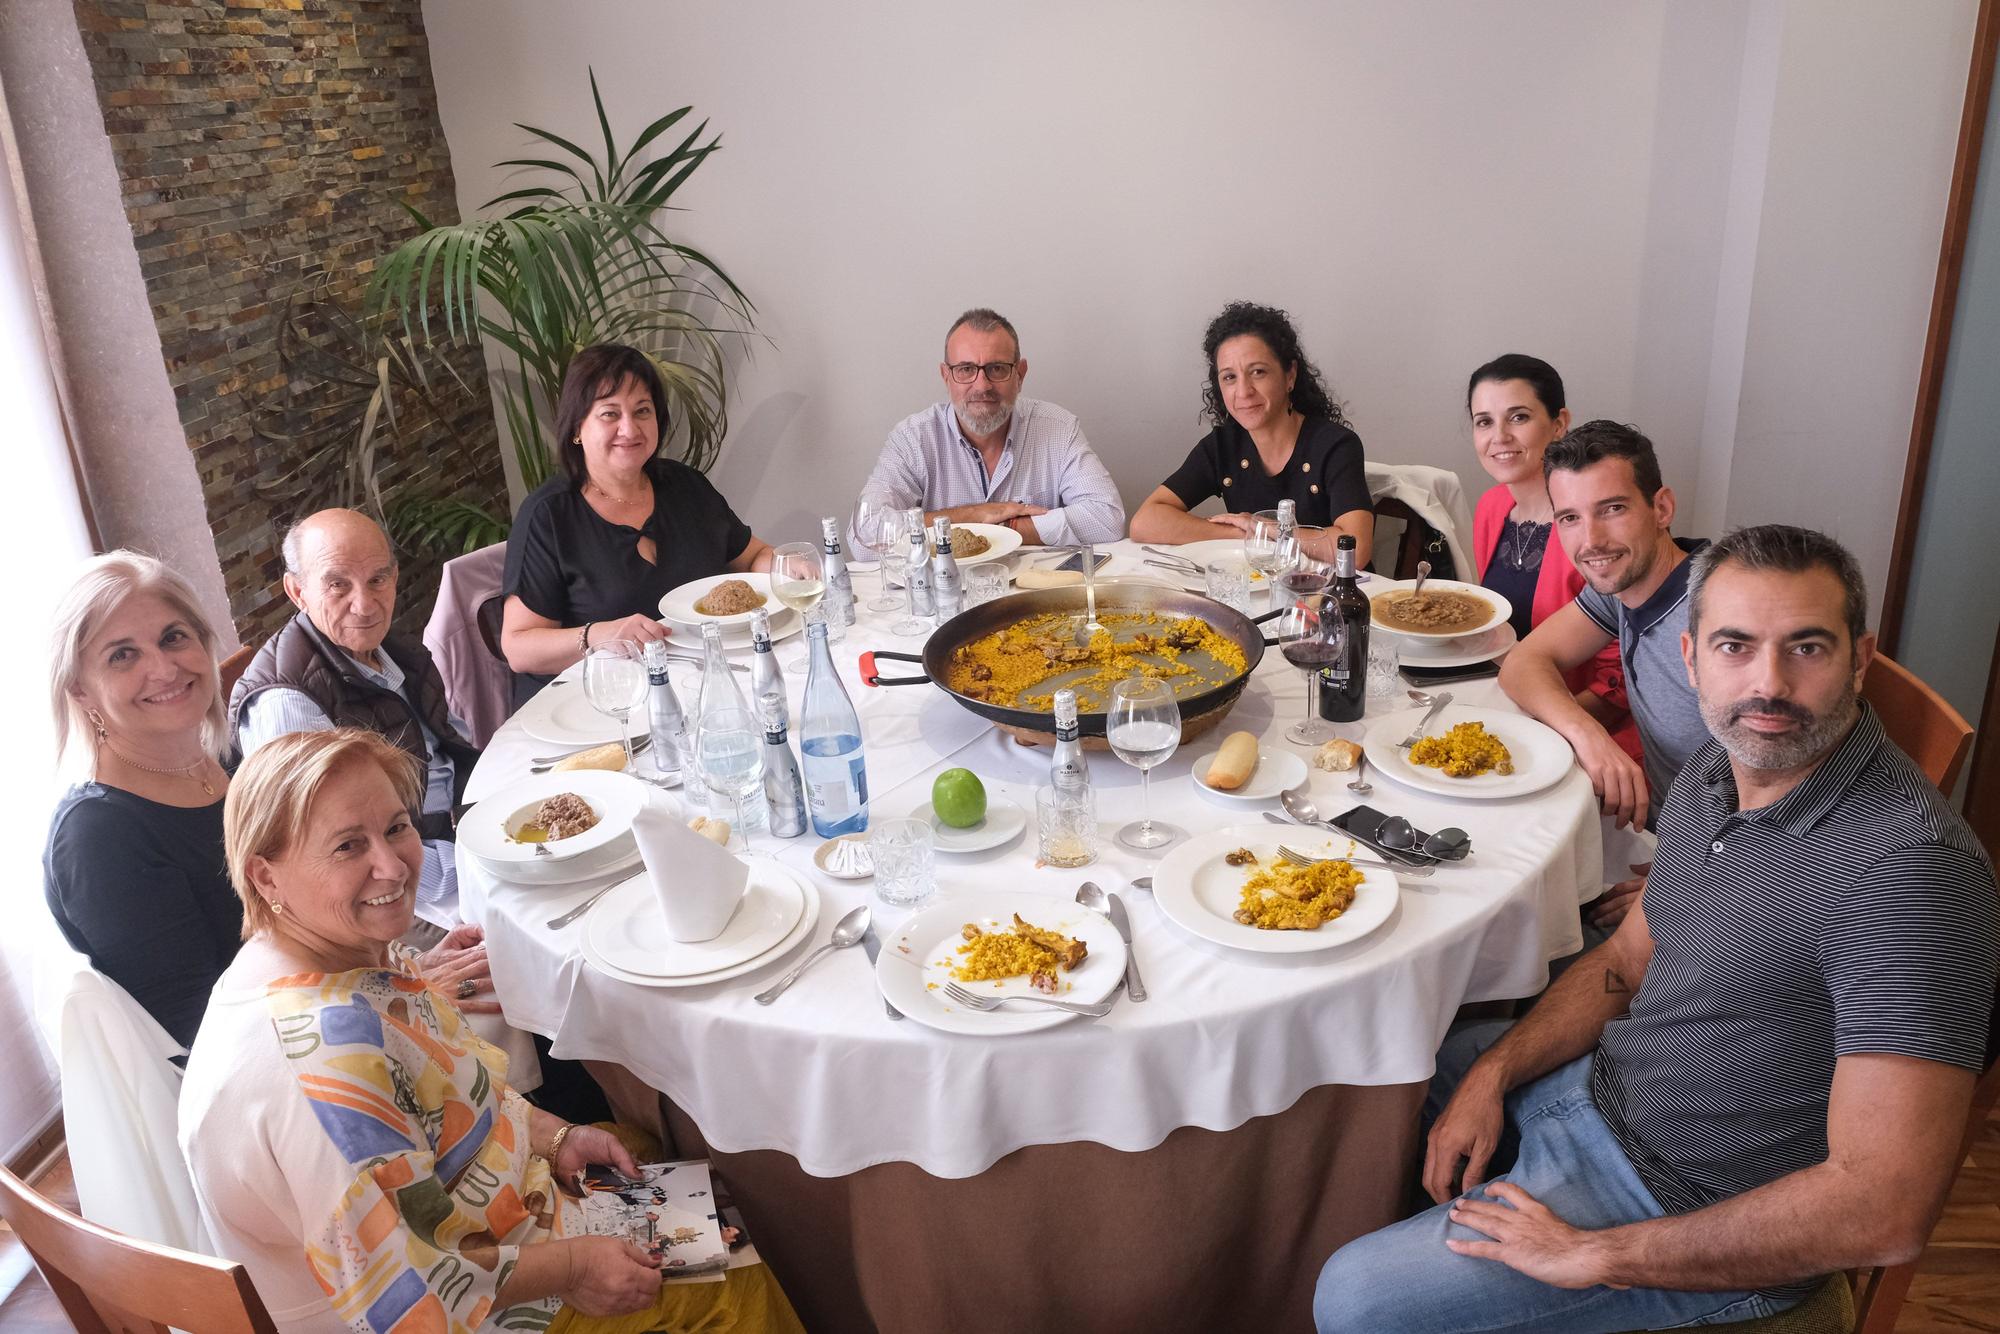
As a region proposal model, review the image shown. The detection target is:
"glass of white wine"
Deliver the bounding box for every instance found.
[581,640,649,771]
[1107,676,1185,851]
[771,542,825,674]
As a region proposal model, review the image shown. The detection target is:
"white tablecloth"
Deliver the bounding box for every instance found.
[460,542,1602,1179]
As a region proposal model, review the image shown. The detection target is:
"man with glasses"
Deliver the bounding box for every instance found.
[854,308,1125,545]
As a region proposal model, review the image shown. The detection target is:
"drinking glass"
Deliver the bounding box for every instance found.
[581,640,649,770]
[772,543,825,673]
[696,707,765,856]
[1243,509,1285,613]
[1274,553,1331,612]
[962,562,1008,606]
[1204,560,1253,616]
[1275,605,1339,745]
[1035,784,1098,867]
[1368,635,1401,697]
[852,498,907,612]
[1107,677,1184,851]
[869,817,936,907]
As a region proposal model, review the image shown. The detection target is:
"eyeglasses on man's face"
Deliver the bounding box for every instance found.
[946,361,1019,384]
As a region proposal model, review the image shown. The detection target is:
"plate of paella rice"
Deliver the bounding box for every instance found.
[1357,704,1573,801]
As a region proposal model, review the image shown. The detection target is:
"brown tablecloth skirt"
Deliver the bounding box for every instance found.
[660,1080,1424,1334]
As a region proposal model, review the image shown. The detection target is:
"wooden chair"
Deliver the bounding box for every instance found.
[0,1163,278,1334]
[1862,652,1975,791]
[217,643,257,703]
[1370,496,1447,581]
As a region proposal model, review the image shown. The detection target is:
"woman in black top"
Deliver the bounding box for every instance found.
[43,552,238,1048]
[1130,302,1374,566]
[501,343,774,698]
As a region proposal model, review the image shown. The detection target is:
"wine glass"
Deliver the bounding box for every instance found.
[581,640,649,770]
[697,707,765,856]
[1107,677,1184,851]
[772,542,825,673]
[1274,552,1331,611]
[852,498,907,612]
[1275,605,1340,746]
[1243,509,1286,612]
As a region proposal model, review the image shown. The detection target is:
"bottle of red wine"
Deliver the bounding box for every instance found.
[1316,535,1370,722]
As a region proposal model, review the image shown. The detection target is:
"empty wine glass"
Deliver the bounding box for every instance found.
[1244,509,1285,612]
[582,640,649,770]
[852,498,907,612]
[1107,677,1184,851]
[1275,605,1341,746]
[697,707,765,856]
[772,542,825,674]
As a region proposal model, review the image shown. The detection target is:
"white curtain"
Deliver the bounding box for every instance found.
[1,94,96,1161]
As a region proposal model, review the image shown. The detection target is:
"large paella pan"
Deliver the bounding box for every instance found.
[861,585,1276,747]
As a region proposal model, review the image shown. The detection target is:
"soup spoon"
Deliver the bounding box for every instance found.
[753,904,872,1005]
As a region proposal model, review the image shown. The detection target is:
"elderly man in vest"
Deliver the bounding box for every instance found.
[232,509,479,918]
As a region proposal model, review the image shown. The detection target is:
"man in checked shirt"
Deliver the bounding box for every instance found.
[854,307,1126,547]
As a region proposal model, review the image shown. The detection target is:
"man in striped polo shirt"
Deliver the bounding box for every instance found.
[1315,525,1997,1334]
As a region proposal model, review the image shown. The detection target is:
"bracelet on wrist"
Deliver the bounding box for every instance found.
[546,1121,576,1164]
[578,622,594,656]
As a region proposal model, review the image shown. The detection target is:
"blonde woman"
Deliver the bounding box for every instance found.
[180,728,801,1333]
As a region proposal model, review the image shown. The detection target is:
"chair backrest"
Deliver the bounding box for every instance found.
[0,1164,278,1334]
[1862,652,1975,792]
[218,643,257,704]
[1850,1056,2000,1333]
[476,591,508,663]
[1370,497,1439,582]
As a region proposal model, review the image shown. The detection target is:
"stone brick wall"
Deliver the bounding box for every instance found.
[70,0,504,642]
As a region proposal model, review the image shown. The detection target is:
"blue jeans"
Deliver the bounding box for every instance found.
[1313,1022,1798,1333]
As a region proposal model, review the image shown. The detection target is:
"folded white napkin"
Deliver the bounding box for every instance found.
[630,802,749,943]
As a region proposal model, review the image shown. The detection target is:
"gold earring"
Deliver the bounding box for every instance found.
[268,899,284,917]
[86,708,107,740]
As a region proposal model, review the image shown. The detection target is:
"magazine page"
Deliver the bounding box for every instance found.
[577,1160,730,1281]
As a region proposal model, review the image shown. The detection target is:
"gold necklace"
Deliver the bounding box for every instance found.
[103,740,217,796]
[588,478,650,506]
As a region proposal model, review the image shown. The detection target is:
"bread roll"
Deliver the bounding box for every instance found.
[1207,731,1260,790]
[552,742,627,773]
[1313,738,1364,772]
[687,815,733,845]
[1014,568,1082,590]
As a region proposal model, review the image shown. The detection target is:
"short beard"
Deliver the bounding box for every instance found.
[1698,679,1860,772]
[1578,541,1656,598]
[958,399,1012,438]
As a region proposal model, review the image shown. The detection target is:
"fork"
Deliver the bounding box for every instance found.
[940,980,1115,1017]
[1395,691,1455,749]
[1278,844,1435,878]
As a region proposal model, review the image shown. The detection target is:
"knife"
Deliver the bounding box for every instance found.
[1106,893,1147,1003]
[860,927,902,1020]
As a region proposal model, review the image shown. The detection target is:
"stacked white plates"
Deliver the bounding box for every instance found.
[1151,825,1401,954]
[515,679,650,749]
[1368,578,1517,668]
[877,891,1125,1035]
[577,856,819,988]
[1358,703,1573,800]
[943,522,1022,566]
[460,771,649,885]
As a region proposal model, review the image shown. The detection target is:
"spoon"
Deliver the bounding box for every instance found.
[1129,877,1153,891]
[1073,544,1106,647]
[1423,826,1473,860]
[1411,559,1432,599]
[1279,785,1338,831]
[753,904,871,1005]
[1407,689,1435,707]
[1346,751,1373,797]
[1076,882,1145,1002]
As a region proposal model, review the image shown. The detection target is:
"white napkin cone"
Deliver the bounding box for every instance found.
[630,802,749,943]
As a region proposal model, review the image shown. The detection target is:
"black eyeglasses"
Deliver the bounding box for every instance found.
[946,360,1018,384]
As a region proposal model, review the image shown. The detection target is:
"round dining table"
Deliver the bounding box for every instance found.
[458,540,1605,1333]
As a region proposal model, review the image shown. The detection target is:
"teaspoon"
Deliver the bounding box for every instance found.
[753,904,871,1005]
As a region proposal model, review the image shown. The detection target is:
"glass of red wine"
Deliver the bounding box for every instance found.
[1276,604,1344,745]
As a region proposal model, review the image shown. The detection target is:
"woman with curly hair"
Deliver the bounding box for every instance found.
[1130,301,1373,565]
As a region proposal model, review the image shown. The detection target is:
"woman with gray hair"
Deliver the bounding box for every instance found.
[180,727,802,1332]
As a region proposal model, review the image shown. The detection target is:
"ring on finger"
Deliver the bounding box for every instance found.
[457,978,477,1000]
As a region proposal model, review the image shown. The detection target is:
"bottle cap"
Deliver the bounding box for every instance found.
[1337,534,1356,550]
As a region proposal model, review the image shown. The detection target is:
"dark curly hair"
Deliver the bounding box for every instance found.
[1200,302,1345,429]
[553,343,669,487]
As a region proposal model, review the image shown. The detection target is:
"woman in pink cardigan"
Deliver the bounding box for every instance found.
[1466,355,1639,760]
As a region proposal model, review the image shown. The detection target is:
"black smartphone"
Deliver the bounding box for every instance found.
[1330,805,1436,865]
[1399,659,1501,687]
[1048,550,1113,575]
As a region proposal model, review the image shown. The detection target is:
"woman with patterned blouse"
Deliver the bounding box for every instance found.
[1130,301,1374,567]
[179,728,798,1333]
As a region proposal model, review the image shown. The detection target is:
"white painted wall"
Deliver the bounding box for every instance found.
[419,0,1973,621]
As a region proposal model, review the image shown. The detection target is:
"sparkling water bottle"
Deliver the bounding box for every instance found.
[931,517,963,620]
[759,691,808,838]
[903,518,935,620]
[749,609,785,729]
[640,640,690,787]
[820,516,855,633]
[1050,688,1091,798]
[798,619,869,836]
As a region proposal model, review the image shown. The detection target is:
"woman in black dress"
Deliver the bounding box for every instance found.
[501,344,774,697]
[1130,302,1374,566]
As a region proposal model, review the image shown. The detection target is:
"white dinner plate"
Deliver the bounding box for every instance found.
[578,861,821,989]
[690,607,802,649]
[484,841,644,888]
[1151,825,1400,954]
[1368,578,1512,640]
[1156,538,1274,592]
[910,796,1028,853]
[583,858,807,978]
[459,771,650,873]
[1394,622,1519,668]
[877,891,1127,1036]
[1358,704,1574,800]
[515,681,650,748]
[944,522,1022,567]
[1192,747,1309,803]
[658,573,780,631]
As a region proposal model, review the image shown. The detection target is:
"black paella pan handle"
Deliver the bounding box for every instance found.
[860,650,932,687]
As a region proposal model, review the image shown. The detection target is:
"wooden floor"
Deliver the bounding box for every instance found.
[0,1117,1994,1331]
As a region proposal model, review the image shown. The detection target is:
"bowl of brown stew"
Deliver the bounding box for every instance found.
[1368,578,1512,640]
